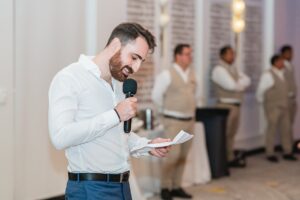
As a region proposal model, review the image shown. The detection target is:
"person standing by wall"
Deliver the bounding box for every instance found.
[211,45,251,168]
[152,44,196,200]
[256,54,297,163]
[281,45,297,139]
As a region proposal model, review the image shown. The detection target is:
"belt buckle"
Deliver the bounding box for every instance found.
[120,173,124,183]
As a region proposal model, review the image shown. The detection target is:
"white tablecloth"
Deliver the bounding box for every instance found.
[130,122,211,199]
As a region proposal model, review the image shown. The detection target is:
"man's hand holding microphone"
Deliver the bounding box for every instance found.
[114,78,171,157]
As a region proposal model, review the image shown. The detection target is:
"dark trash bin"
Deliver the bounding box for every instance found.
[196,108,229,178]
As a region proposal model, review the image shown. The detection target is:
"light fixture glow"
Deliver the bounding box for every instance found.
[232,18,245,33]
[231,0,246,33]
[232,0,245,15]
[160,13,170,28]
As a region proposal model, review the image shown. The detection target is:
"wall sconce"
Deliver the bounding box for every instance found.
[160,13,170,28]
[159,0,168,7]
[232,16,245,33]
[232,0,245,16]
[231,0,246,33]
[160,0,169,28]
[159,0,169,58]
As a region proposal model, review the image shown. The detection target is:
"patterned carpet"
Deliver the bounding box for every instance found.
[150,154,300,200]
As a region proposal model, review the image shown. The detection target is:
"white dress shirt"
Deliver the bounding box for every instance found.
[256,67,285,103]
[48,55,150,173]
[211,63,251,103]
[151,63,199,117]
[284,60,292,71]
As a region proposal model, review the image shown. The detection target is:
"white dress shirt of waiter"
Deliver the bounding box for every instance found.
[211,46,251,168]
[48,23,171,200]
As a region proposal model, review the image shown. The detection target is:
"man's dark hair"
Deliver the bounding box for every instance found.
[106,22,156,53]
[280,45,292,54]
[174,44,190,58]
[271,54,282,65]
[220,45,232,57]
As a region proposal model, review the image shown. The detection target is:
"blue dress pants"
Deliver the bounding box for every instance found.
[65,180,132,200]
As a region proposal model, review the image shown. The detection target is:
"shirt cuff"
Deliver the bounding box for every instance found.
[130,137,152,158]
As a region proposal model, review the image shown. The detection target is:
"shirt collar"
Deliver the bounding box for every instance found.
[284,60,292,70]
[271,66,284,75]
[173,63,190,75]
[219,60,233,68]
[78,54,101,78]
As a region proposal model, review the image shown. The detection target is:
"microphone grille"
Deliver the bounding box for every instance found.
[123,78,137,94]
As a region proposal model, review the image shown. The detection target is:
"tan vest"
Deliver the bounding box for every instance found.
[264,69,289,108]
[214,61,243,101]
[284,64,297,96]
[163,66,196,115]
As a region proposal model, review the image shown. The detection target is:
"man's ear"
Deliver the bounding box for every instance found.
[108,38,121,55]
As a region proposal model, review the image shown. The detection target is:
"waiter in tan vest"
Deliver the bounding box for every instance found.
[281,45,297,136]
[211,45,251,168]
[152,44,196,200]
[256,54,297,163]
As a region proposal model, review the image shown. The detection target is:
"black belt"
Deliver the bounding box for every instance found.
[68,171,130,182]
[163,114,193,121]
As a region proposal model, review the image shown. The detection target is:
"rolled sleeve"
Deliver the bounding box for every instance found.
[128,132,151,158]
[212,66,237,91]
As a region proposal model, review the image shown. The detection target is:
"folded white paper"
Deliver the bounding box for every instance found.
[131,130,194,153]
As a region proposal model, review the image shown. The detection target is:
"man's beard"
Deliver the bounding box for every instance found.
[109,51,133,82]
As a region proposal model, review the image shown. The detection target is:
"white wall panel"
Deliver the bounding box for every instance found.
[14,0,85,199]
[0,0,14,199]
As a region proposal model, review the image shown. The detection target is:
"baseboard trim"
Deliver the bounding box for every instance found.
[42,195,65,200]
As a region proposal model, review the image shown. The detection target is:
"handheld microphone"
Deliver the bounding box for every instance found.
[122,78,138,133]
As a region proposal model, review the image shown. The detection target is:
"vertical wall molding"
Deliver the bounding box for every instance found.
[85,0,98,55]
[263,0,274,70]
[195,0,208,106]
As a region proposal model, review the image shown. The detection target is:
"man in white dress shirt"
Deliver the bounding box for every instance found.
[211,45,251,168]
[256,54,297,163]
[48,23,171,200]
[152,44,195,200]
[281,45,297,138]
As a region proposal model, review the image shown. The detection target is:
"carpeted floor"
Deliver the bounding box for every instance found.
[150,153,300,200]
